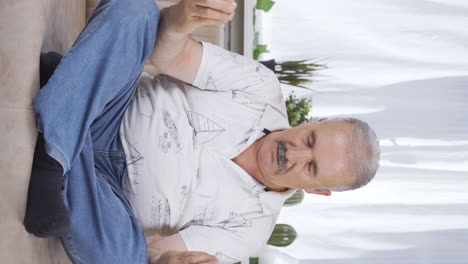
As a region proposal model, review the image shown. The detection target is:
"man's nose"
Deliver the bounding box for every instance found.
[286,147,312,163]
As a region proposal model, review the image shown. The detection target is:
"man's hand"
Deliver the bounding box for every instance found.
[165,0,237,35]
[153,250,220,264]
[150,0,237,84]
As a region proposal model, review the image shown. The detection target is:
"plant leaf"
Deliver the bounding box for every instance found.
[256,0,275,12]
[253,44,269,60]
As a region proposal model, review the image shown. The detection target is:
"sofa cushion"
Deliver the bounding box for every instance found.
[0,0,85,263]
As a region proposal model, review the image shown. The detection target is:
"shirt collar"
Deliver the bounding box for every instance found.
[235,105,290,158]
[259,188,297,215]
[223,156,297,215]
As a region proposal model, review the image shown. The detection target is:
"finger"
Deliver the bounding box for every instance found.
[194,6,235,22]
[200,259,220,264]
[194,0,237,14]
[182,251,212,257]
[193,16,234,28]
[182,251,214,258]
[186,255,217,264]
[181,251,218,264]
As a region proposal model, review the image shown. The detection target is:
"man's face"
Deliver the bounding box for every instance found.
[255,119,355,194]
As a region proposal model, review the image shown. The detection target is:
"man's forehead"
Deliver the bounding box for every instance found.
[321,158,355,185]
[308,121,352,140]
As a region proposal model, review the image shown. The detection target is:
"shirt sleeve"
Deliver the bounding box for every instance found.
[192,42,284,108]
[178,216,276,264]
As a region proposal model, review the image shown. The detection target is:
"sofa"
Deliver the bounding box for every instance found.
[0,0,223,262]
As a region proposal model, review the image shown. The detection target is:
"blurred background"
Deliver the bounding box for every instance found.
[248,0,468,263]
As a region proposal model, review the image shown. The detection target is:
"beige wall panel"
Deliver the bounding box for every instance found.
[0,0,85,262]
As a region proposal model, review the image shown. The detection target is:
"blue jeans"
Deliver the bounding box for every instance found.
[33,0,159,262]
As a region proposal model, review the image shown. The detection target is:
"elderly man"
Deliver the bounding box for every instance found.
[23,0,380,263]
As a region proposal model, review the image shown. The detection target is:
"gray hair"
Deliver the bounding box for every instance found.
[321,117,381,192]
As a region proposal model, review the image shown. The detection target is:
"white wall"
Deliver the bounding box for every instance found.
[262,1,468,263]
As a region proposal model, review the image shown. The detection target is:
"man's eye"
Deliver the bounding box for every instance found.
[308,161,313,175]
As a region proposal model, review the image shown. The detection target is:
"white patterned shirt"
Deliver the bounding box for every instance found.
[119,41,295,263]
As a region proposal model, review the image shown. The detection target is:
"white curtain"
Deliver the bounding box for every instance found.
[262,0,468,263]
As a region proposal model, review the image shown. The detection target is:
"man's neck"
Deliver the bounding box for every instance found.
[231,138,264,185]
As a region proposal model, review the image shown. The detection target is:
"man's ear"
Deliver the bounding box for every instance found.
[305,188,331,196]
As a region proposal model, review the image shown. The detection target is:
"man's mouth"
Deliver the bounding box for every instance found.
[277,141,287,174]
